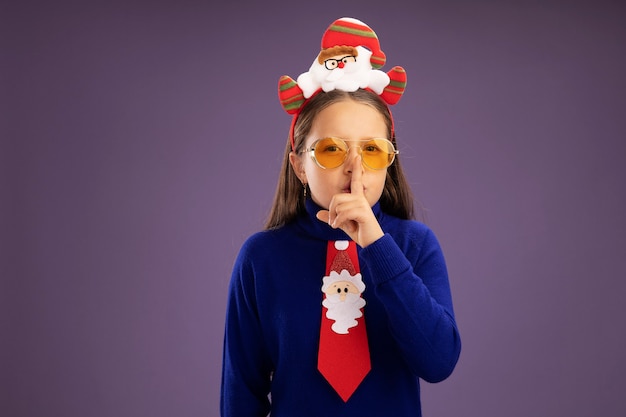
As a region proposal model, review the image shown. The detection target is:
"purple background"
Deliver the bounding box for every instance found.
[3,1,626,416]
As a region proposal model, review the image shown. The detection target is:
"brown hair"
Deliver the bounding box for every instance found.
[264,89,417,230]
[318,46,358,64]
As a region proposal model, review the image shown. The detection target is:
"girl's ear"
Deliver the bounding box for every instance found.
[289,152,307,183]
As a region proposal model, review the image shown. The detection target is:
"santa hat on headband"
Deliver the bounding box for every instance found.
[321,18,386,69]
[278,17,407,119]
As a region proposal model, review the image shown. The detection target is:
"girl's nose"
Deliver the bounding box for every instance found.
[344,148,362,173]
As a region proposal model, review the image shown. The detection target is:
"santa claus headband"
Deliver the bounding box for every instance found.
[278,17,407,150]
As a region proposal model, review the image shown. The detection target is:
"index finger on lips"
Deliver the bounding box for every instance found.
[350,154,364,196]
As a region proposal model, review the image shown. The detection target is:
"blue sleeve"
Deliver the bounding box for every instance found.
[220,240,272,417]
[360,230,461,383]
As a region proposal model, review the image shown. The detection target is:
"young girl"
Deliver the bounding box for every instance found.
[221,17,461,417]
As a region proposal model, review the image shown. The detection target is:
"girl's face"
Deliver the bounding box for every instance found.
[290,99,389,210]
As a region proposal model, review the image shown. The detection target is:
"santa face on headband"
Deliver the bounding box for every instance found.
[297,45,390,99]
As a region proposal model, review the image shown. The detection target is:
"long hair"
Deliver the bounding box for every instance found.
[265,89,416,230]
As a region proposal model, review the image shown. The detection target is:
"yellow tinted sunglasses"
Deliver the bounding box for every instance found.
[302,137,398,170]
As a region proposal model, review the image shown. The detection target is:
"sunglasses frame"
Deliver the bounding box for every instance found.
[302,137,399,170]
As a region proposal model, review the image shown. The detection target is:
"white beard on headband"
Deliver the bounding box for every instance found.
[297,46,390,99]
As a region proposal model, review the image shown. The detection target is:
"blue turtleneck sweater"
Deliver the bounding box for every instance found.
[221,199,461,417]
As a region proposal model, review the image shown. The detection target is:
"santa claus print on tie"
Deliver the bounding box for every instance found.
[318,240,371,402]
[321,240,366,334]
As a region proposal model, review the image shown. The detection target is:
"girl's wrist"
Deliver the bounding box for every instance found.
[360,227,384,248]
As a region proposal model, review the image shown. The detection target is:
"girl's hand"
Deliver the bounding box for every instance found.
[316,160,384,248]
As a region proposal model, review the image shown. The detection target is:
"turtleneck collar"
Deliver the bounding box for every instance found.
[294,197,384,242]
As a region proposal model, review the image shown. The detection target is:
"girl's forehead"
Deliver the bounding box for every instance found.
[307,103,387,142]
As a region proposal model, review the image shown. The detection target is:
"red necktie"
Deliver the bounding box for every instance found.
[318,240,371,402]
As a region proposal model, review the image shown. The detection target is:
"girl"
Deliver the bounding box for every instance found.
[221,17,461,417]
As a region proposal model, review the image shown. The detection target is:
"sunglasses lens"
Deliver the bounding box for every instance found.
[362,139,396,169]
[313,137,348,169]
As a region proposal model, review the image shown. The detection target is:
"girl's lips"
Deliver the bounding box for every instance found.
[341,185,365,193]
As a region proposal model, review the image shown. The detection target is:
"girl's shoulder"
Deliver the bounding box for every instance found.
[238,224,298,256]
[381,213,435,241]
[379,214,446,261]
